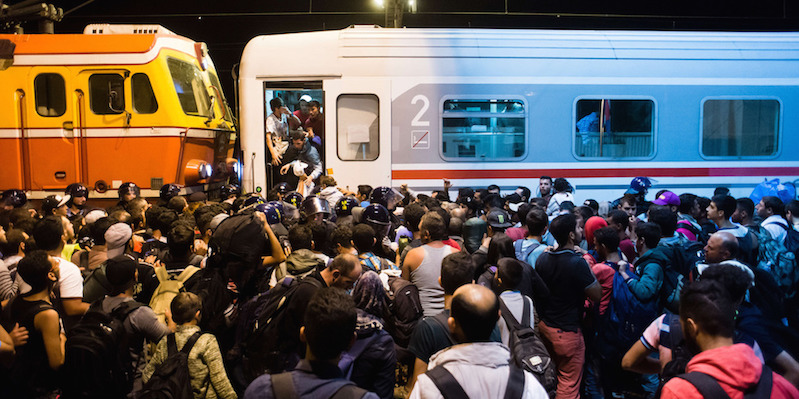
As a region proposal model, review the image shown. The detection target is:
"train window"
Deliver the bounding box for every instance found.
[34,73,66,117]
[701,99,779,158]
[132,73,158,114]
[89,74,125,115]
[441,99,525,160]
[574,99,654,159]
[167,58,211,117]
[337,94,379,161]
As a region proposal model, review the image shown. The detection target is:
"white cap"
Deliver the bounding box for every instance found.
[299,94,313,103]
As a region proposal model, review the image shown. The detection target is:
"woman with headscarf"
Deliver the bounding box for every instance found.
[342,271,396,399]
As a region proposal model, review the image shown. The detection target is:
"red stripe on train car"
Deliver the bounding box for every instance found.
[391,167,799,180]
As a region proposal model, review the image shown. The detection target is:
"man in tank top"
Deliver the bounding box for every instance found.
[402,212,458,317]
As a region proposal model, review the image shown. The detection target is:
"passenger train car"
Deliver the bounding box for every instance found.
[238,26,799,201]
[0,24,236,198]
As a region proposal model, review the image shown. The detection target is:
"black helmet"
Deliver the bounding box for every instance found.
[301,196,331,217]
[268,201,284,215]
[118,182,140,199]
[159,184,181,202]
[220,184,240,199]
[335,196,359,216]
[255,203,283,225]
[1,189,27,208]
[274,182,290,195]
[284,192,303,208]
[242,194,265,208]
[369,186,404,210]
[363,203,390,225]
[65,183,89,199]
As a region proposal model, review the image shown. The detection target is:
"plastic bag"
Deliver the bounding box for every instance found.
[749,178,796,204]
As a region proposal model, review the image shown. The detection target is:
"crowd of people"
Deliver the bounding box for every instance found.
[0,174,798,399]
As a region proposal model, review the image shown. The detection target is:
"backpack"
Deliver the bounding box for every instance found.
[676,365,773,399]
[62,300,143,399]
[338,333,380,379]
[270,371,369,399]
[207,211,271,293]
[82,262,113,303]
[384,276,423,347]
[600,271,660,361]
[514,239,541,265]
[499,296,557,397]
[425,363,526,399]
[754,223,798,300]
[184,266,234,335]
[661,241,705,313]
[138,332,203,399]
[149,266,200,325]
[235,275,323,382]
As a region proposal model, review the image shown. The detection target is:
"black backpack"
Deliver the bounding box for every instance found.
[233,275,323,382]
[62,300,143,399]
[425,363,526,399]
[138,332,203,399]
[270,371,369,399]
[499,297,557,398]
[384,276,423,348]
[183,266,235,336]
[675,365,773,399]
[661,241,705,313]
[207,211,271,295]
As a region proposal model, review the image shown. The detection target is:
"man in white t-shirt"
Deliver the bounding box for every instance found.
[266,97,302,166]
[28,216,87,331]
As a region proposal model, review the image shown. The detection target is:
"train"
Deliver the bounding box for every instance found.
[0,24,236,199]
[238,26,799,202]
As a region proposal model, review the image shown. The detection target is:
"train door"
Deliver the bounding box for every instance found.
[323,78,392,189]
[25,67,80,190]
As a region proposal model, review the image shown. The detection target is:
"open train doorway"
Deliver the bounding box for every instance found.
[262,81,324,192]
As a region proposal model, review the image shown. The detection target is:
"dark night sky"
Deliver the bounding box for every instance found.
[5,0,799,100]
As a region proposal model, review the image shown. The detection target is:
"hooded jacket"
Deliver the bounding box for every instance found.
[628,248,671,302]
[660,343,798,399]
[409,342,548,399]
[273,248,324,283]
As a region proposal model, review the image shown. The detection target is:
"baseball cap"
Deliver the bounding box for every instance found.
[487,209,513,229]
[653,191,681,206]
[42,194,70,214]
[105,223,133,258]
[299,94,313,103]
[84,209,107,225]
[625,177,653,195]
[105,255,137,294]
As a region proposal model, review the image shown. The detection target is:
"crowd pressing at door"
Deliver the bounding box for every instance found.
[0,174,798,399]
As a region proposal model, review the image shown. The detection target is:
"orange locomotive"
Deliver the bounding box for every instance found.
[0,24,236,198]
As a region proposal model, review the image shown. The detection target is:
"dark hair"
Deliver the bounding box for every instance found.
[762,196,785,217]
[714,187,730,196]
[90,217,115,245]
[619,194,637,207]
[304,288,357,360]
[167,196,187,213]
[1,228,26,256]
[451,286,499,342]
[497,258,524,291]
[171,292,202,324]
[483,194,504,211]
[420,212,448,242]
[736,198,755,219]
[351,223,375,253]
[125,198,149,229]
[9,208,36,235]
[441,252,475,295]
[432,190,450,202]
[559,201,576,213]
[607,209,630,229]
[593,227,620,252]
[680,280,736,338]
[289,130,305,142]
[145,206,164,231]
[514,203,533,224]
[696,197,711,215]
[549,214,577,246]
[525,208,548,236]
[711,195,737,220]
[540,176,552,183]
[583,199,599,213]
[357,185,372,198]
[331,225,353,250]
[328,253,359,276]
[167,222,194,257]
[269,97,283,111]
[448,217,463,237]
[308,100,321,109]
[530,197,548,209]
[635,222,662,249]
[575,206,594,223]
[699,263,752,303]
[33,216,64,251]
[17,250,53,293]
[486,184,501,193]
[648,206,677,237]
[194,204,225,233]
[553,178,571,193]
[787,200,799,218]
[487,232,514,266]
[288,224,313,250]
[308,221,329,254]
[679,193,698,214]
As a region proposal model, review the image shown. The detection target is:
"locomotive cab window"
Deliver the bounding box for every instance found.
[34,73,66,117]
[131,73,158,114]
[89,74,125,115]
[701,99,780,158]
[574,99,654,159]
[441,99,525,160]
[167,58,211,117]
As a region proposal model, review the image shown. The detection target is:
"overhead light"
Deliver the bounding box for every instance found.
[373,0,384,8]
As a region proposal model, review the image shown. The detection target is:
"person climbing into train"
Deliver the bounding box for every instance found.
[266,97,302,168]
[279,130,322,193]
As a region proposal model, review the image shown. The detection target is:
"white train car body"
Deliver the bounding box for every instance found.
[239,26,799,201]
